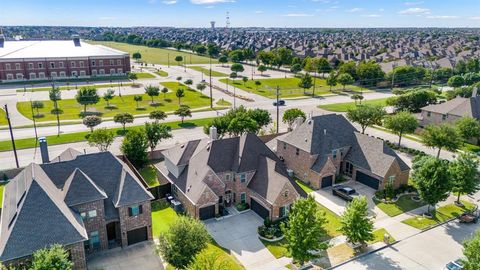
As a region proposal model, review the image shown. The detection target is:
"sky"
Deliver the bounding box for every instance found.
[1,0,480,28]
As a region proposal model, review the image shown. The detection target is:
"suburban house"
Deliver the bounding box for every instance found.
[0,149,154,270]
[157,132,307,221]
[419,88,480,127]
[276,114,410,190]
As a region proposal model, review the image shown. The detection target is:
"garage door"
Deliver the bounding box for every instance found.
[251,198,270,220]
[127,227,148,246]
[321,175,333,188]
[199,205,216,220]
[356,171,380,190]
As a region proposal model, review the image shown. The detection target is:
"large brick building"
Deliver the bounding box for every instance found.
[0,149,153,270]
[157,133,307,221]
[0,34,130,82]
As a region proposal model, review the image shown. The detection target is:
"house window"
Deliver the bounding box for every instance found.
[117,68,123,74]
[29,73,36,79]
[129,204,143,216]
[442,114,447,120]
[71,71,78,77]
[99,69,105,75]
[80,71,86,76]
[279,205,290,218]
[50,62,55,69]
[99,60,104,66]
[16,73,23,80]
[345,162,353,176]
[225,174,231,181]
[71,62,76,68]
[58,62,64,68]
[110,69,116,75]
[59,71,66,77]
[332,150,337,159]
[117,59,122,65]
[50,72,57,78]
[89,231,100,249]
[80,212,87,220]
[6,74,13,80]
[15,63,21,70]
[28,63,34,70]
[38,72,45,79]
[110,59,114,66]
[295,148,299,156]
[91,70,97,76]
[88,210,97,218]
[283,142,287,150]
[79,61,84,68]
[240,193,246,204]
[283,190,289,198]
[91,60,96,66]
[240,173,246,183]
[388,175,396,183]
[427,112,431,117]
[38,63,43,69]
[5,64,11,70]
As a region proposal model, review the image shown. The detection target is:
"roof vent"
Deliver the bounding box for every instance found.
[180,144,185,148]
[187,185,191,192]
[72,34,81,47]
[307,120,312,125]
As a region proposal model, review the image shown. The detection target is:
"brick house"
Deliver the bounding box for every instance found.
[157,133,307,221]
[276,114,410,190]
[419,89,480,127]
[0,149,154,270]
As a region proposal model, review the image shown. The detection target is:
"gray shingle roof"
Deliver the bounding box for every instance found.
[62,168,107,207]
[422,95,480,119]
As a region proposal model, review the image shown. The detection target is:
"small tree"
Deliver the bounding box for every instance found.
[257,64,267,75]
[383,111,418,146]
[49,87,62,113]
[340,196,374,248]
[449,153,480,205]
[175,105,192,123]
[176,88,185,104]
[128,72,138,85]
[133,95,143,109]
[448,75,465,90]
[456,117,480,144]
[218,55,228,67]
[145,122,172,154]
[463,229,480,270]
[282,108,306,130]
[31,101,44,116]
[231,63,244,73]
[121,128,149,168]
[290,63,302,75]
[149,110,167,122]
[326,72,337,91]
[87,128,115,152]
[145,85,160,104]
[30,244,73,270]
[132,52,142,62]
[422,124,461,158]
[83,115,102,132]
[337,73,355,90]
[196,83,206,91]
[186,251,229,270]
[184,79,193,85]
[156,216,210,269]
[76,87,100,113]
[346,105,386,134]
[242,76,248,86]
[114,112,134,131]
[103,88,115,107]
[412,155,451,214]
[255,80,261,90]
[175,55,183,66]
[298,73,313,94]
[161,87,169,99]
[281,196,328,266]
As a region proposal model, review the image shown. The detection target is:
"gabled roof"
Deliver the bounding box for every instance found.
[62,168,107,207]
[51,148,82,163]
[421,94,480,119]
[0,164,87,262]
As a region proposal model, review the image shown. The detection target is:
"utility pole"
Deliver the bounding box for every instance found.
[209,58,213,109]
[391,61,397,90]
[276,85,280,134]
[5,105,19,168]
[30,101,38,140]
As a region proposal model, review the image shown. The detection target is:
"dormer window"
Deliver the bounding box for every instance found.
[240,173,246,183]
[332,150,337,159]
[129,204,143,216]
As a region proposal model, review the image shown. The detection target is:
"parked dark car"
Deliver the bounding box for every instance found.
[444,259,464,270]
[273,100,285,106]
[332,185,359,202]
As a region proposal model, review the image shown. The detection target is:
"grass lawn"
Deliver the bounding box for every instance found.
[16,82,135,92]
[216,98,231,106]
[374,194,426,217]
[369,228,396,245]
[318,98,389,112]
[155,70,169,77]
[17,82,211,122]
[294,178,315,193]
[219,77,363,99]
[189,66,228,77]
[0,117,215,152]
[133,72,156,79]
[151,201,244,270]
[138,164,159,187]
[88,41,218,65]
[260,238,289,259]
[317,203,342,239]
[0,109,7,126]
[0,183,5,208]
[402,200,475,230]
[317,243,355,269]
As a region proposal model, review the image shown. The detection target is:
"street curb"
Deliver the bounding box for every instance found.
[327,241,399,269]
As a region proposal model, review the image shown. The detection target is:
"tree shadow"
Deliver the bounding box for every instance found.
[50,109,64,115]
[79,111,103,118]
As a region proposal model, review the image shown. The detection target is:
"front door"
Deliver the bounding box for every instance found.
[106,222,118,248]
[224,190,232,206]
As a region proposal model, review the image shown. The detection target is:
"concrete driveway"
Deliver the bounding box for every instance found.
[311,180,377,216]
[86,241,163,270]
[204,211,288,270]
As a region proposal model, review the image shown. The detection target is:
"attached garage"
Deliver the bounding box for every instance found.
[199,205,216,220]
[356,171,380,190]
[127,227,148,246]
[250,198,270,220]
[321,175,333,188]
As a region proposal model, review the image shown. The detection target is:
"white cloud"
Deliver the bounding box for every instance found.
[426,15,458,19]
[254,10,263,14]
[190,0,234,4]
[469,16,480,20]
[363,14,382,18]
[347,8,363,13]
[162,0,177,4]
[284,13,314,17]
[405,1,424,5]
[398,8,430,15]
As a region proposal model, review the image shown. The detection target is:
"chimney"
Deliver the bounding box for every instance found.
[38,137,50,164]
[209,126,218,140]
[72,34,81,47]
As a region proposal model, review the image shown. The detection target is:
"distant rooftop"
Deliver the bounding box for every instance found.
[0,40,128,59]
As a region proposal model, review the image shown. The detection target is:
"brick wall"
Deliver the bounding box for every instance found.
[118,201,153,247]
[72,200,108,252]
[66,242,87,270]
[420,111,460,126]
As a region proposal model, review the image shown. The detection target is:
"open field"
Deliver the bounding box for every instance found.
[155,70,169,77]
[88,41,218,65]
[133,72,156,79]
[17,82,211,122]
[318,98,389,112]
[189,66,228,77]
[16,82,135,92]
[0,109,7,126]
[219,77,362,99]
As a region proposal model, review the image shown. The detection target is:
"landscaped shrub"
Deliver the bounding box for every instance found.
[235,203,249,211]
[258,217,289,239]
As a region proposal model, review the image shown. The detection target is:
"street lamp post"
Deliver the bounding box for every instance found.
[209,58,213,109]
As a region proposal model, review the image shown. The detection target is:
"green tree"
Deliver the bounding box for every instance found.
[231,63,245,73]
[30,244,73,270]
[346,105,386,134]
[448,75,465,89]
[337,73,354,90]
[145,122,172,154]
[247,108,271,130]
[317,57,332,77]
[326,72,337,91]
[298,73,313,94]
[175,105,192,123]
[290,63,302,75]
[175,55,183,66]
[422,124,461,158]
[449,153,480,204]
[242,76,248,86]
[338,60,357,79]
[161,87,169,99]
[76,87,100,113]
[121,128,149,168]
[255,80,262,90]
[132,52,142,61]
[31,100,44,116]
[218,55,228,67]
[133,95,143,109]
[386,89,437,112]
[145,85,160,104]
[281,196,328,265]
[282,108,306,130]
[149,110,167,122]
[184,79,193,86]
[228,49,245,62]
[128,72,138,85]
[82,115,102,132]
[356,60,385,86]
[176,88,185,104]
[49,87,62,114]
[103,88,115,107]
[156,216,210,269]
[114,112,134,131]
[187,251,229,270]
[411,155,451,214]
[87,127,115,152]
[463,229,480,270]
[227,113,258,136]
[340,196,374,247]
[196,83,206,91]
[383,111,418,146]
[350,94,364,105]
[456,117,480,144]
[257,64,267,75]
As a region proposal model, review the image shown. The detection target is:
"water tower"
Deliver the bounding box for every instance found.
[210,21,216,29]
